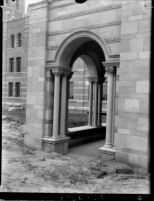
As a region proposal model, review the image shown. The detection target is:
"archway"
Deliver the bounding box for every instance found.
[44,31,118,154]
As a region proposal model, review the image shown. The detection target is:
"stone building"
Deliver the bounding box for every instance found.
[2,0,28,107]
[2,0,151,170]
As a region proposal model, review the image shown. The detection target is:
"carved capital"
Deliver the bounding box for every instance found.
[105,66,116,75]
[51,66,71,77]
[52,68,64,76]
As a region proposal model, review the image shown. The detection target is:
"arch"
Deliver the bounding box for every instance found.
[10,34,15,48]
[55,30,110,67]
[17,33,22,47]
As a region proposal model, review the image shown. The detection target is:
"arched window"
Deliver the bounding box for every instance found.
[10,34,15,48]
[17,33,22,47]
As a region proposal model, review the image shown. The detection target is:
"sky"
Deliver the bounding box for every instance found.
[25,0,42,13]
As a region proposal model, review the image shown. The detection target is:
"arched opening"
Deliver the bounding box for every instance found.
[68,55,107,131]
[10,34,15,48]
[51,35,108,144]
[17,33,22,47]
[43,32,118,154]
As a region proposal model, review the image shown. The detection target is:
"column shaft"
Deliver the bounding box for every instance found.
[52,74,61,139]
[97,82,102,127]
[93,80,98,127]
[88,80,93,126]
[104,73,114,148]
[44,75,54,137]
[60,75,68,136]
[112,75,116,146]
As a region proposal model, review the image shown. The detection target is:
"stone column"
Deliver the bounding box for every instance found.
[93,78,98,127]
[97,79,103,127]
[52,69,63,139]
[65,72,74,132]
[88,78,93,126]
[60,71,70,136]
[44,71,54,138]
[104,66,116,148]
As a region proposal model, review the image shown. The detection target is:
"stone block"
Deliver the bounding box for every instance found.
[136,81,149,93]
[117,113,138,129]
[121,21,138,34]
[130,38,144,51]
[137,117,149,132]
[120,39,130,52]
[138,19,151,33]
[118,81,136,94]
[128,153,149,170]
[124,99,140,112]
[42,137,70,154]
[120,52,138,61]
[139,51,150,59]
[143,37,151,51]
[139,99,149,114]
[117,128,130,135]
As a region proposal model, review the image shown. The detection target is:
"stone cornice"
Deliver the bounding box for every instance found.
[48,20,121,37]
[49,4,121,22]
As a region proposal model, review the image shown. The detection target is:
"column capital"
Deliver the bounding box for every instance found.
[105,66,116,75]
[52,67,71,76]
[102,61,119,68]
[87,77,94,83]
[88,77,98,83]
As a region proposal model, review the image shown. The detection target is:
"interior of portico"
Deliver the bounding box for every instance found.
[43,33,119,155]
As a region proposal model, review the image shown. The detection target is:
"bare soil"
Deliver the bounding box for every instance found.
[0,109,150,193]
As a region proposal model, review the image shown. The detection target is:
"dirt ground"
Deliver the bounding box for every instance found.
[0,111,150,193]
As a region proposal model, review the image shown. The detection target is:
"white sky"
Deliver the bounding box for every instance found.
[25,0,42,13]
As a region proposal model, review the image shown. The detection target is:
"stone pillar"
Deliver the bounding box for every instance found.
[65,72,74,131]
[44,71,54,138]
[99,61,119,155]
[104,66,116,148]
[88,78,93,126]
[43,67,71,154]
[93,78,98,127]
[60,71,70,136]
[97,79,103,127]
[52,69,62,139]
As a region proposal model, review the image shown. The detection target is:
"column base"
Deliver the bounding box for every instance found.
[42,136,70,154]
[99,145,116,156]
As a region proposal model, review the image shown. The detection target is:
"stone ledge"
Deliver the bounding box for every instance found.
[99,146,116,156]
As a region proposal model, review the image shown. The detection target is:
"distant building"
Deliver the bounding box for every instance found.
[2,1,28,107]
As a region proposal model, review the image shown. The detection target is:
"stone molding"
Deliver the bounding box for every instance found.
[47,37,121,51]
[54,30,111,63]
[48,20,121,37]
[49,4,121,22]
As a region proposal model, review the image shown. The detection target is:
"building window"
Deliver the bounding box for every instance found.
[17,33,22,47]
[10,34,15,48]
[16,57,21,72]
[69,82,74,99]
[8,82,13,97]
[9,58,14,72]
[15,82,20,97]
